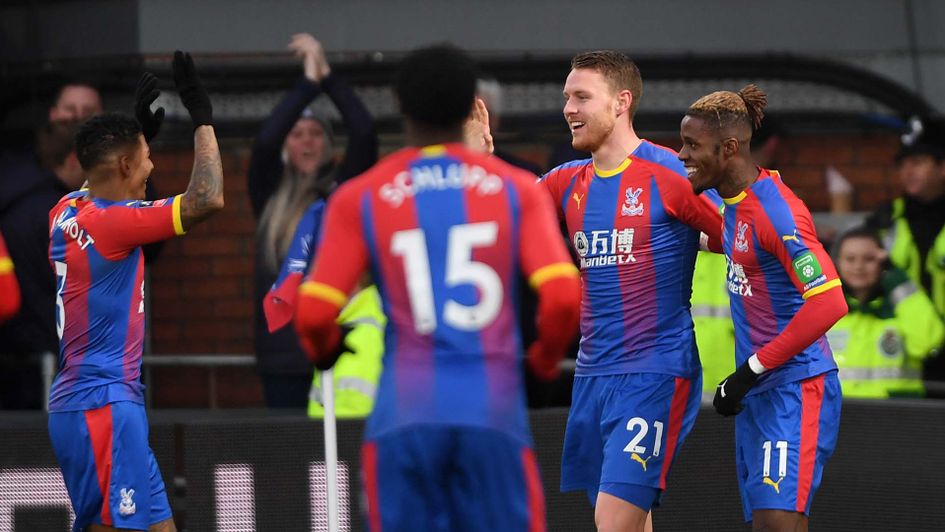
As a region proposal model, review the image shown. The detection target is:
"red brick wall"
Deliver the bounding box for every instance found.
[148,143,262,407]
[146,132,902,407]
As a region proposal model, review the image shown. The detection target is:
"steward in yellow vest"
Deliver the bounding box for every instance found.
[691,250,736,397]
[866,118,945,318]
[828,228,944,398]
[308,285,385,418]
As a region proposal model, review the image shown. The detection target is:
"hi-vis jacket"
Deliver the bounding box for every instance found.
[308,285,385,418]
[827,268,943,398]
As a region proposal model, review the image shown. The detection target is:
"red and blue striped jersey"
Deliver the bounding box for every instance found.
[722,169,840,394]
[540,140,722,378]
[47,190,185,412]
[303,144,575,443]
[263,200,326,332]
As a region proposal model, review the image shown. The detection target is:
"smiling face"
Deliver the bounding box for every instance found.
[678,114,727,194]
[836,235,885,294]
[284,118,327,176]
[562,68,623,153]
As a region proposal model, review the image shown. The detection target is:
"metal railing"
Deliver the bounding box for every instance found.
[38,353,945,410]
[142,354,256,409]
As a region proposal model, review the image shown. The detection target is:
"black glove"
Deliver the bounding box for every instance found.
[172,50,212,128]
[713,360,759,416]
[134,72,164,142]
[313,324,355,371]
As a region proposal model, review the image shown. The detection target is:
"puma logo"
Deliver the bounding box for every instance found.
[782,230,800,243]
[572,192,585,210]
[631,453,651,472]
[718,380,728,398]
[763,476,784,494]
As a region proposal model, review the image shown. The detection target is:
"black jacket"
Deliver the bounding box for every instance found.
[0,150,67,357]
[248,74,377,374]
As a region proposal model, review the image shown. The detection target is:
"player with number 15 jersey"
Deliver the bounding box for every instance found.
[294,45,581,532]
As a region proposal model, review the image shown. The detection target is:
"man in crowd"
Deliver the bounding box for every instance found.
[867,117,945,381]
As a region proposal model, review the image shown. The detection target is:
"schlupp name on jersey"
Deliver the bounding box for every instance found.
[726,256,753,297]
[379,163,504,207]
[573,228,636,269]
[52,210,95,250]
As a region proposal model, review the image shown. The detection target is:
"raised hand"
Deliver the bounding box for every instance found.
[463,98,494,154]
[134,73,164,142]
[289,33,331,83]
[172,51,212,128]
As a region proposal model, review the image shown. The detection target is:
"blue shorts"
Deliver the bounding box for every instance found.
[48,401,172,531]
[361,426,544,532]
[735,372,841,522]
[561,372,701,511]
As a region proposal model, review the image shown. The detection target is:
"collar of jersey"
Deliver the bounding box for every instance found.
[723,167,771,204]
[593,157,631,178]
[723,191,747,204]
[419,144,449,157]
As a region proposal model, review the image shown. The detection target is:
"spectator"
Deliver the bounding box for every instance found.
[0,120,80,409]
[692,248,736,401]
[867,117,945,381]
[249,33,377,409]
[260,201,385,419]
[827,227,943,398]
[867,117,945,314]
[48,81,103,123]
[306,282,385,419]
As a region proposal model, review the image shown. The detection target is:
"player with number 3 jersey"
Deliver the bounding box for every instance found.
[47,53,223,532]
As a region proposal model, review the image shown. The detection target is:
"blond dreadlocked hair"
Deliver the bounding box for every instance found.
[686,84,767,132]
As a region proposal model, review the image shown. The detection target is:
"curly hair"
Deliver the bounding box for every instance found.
[396,44,478,128]
[75,112,141,170]
[686,84,767,132]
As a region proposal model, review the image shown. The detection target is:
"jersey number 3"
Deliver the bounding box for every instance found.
[391,222,503,335]
[55,261,67,340]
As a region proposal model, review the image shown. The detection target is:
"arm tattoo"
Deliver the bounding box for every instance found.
[180,126,225,230]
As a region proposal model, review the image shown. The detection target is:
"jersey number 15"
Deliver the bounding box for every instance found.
[391,222,503,335]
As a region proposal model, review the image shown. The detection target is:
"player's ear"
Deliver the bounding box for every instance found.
[117,149,134,179]
[617,89,632,117]
[722,137,739,158]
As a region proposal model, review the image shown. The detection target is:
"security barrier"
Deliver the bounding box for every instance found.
[1,400,943,531]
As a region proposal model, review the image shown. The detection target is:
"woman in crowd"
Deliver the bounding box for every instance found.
[828,226,944,398]
[249,33,377,408]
